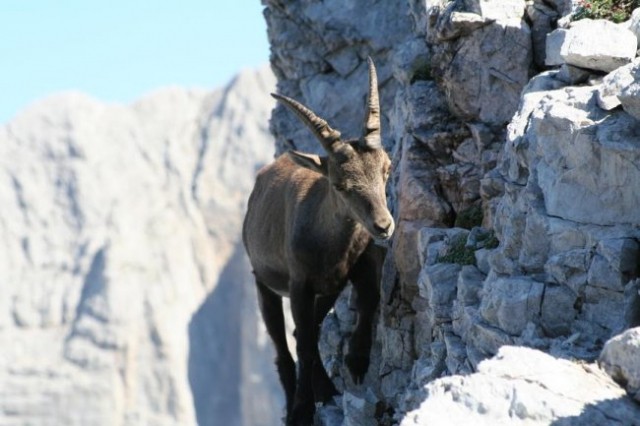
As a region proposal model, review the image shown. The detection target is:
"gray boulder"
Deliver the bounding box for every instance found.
[400,346,640,425]
[597,59,640,111]
[623,7,640,46]
[430,1,532,124]
[597,57,640,121]
[599,327,640,402]
[546,19,637,72]
[479,277,544,336]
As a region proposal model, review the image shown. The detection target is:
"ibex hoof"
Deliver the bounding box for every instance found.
[345,353,370,385]
[288,400,314,426]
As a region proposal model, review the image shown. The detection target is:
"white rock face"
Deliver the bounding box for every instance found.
[597,59,640,110]
[503,74,640,227]
[400,346,640,425]
[263,1,640,425]
[600,327,640,402]
[430,0,532,125]
[546,19,637,72]
[624,7,640,45]
[0,67,280,426]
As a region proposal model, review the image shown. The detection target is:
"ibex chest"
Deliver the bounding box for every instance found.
[290,221,371,295]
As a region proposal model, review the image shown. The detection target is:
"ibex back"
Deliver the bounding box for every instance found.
[242,58,394,426]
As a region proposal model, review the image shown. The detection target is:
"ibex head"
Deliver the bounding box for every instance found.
[272,57,395,240]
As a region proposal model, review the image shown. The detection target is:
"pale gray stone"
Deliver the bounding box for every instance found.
[519,204,550,272]
[588,254,627,292]
[468,320,514,355]
[474,248,492,275]
[432,10,490,42]
[596,59,639,111]
[452,303,481,342]
[531,91,640,225]
[400,346,640,425]
[315,404,344,426]
[326,47,361,77]
[599,327,640,402]
[545,28,568,66]
[560,19,637,72]
[380,369,411,402]
[394,82,458,224]
[418,263,462,324]
[585,238,639,303]
[624,7,640,46]
[456,265,485,306]
[444,332,471,375]
[625,279,640,328]
[467,0,526,21]
[394,221,427,302]
[480,277,545,336]
[392,37,430,85]
[556,64,591,85]
[342,391,377,426]
[527,0,560,67]
[583,286,626,333]
[540,284,577,337]
[432,19,532,124]
[264,1,640,424]
[545,249,591,296]
[619,73,640,121]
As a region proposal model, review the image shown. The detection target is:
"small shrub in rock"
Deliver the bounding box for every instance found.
[573,0,640,23]
[454,205,483,230]
[438,234,476,266]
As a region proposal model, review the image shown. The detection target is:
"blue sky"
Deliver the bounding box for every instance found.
[0,1,269,124]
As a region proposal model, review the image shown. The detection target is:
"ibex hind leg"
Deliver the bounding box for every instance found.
[256,281,296,421]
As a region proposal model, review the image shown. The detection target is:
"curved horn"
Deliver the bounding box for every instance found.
[271,93,342,152]
[363,57,382,150]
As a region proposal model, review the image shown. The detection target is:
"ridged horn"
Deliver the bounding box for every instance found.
[271,93,342,152]
[363,57,382,150]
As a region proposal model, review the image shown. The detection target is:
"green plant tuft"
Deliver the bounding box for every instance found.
[437,234,476,266]
[573,0,640,23]
[454,205,483,230]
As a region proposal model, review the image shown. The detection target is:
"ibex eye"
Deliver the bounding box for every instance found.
[333,183,345,192]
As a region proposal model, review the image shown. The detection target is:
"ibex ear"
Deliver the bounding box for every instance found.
[288,151,328,176]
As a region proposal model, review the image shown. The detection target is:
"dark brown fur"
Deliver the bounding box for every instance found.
[242,59,393,425]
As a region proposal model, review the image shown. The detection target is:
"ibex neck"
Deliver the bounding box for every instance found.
[323,182,360,232]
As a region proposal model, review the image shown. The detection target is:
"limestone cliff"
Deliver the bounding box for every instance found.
[262,0,640,424]
[0,67,282,426]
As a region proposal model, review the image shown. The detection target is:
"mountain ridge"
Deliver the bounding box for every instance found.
[0,65,282,426]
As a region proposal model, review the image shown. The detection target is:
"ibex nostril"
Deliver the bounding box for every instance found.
[373,221,391,234]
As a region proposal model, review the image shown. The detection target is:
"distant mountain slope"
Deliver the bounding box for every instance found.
[0,66,281,426]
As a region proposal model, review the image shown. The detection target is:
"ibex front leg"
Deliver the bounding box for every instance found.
[312,293,339,403]
[346,244,383,384]
[289,281,316,426]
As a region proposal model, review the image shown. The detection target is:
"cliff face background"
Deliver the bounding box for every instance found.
[0,67,284,426]
[3,0,640,425]
[265,0,640,424]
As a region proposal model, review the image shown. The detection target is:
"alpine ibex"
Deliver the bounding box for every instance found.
[242,58,394,425]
